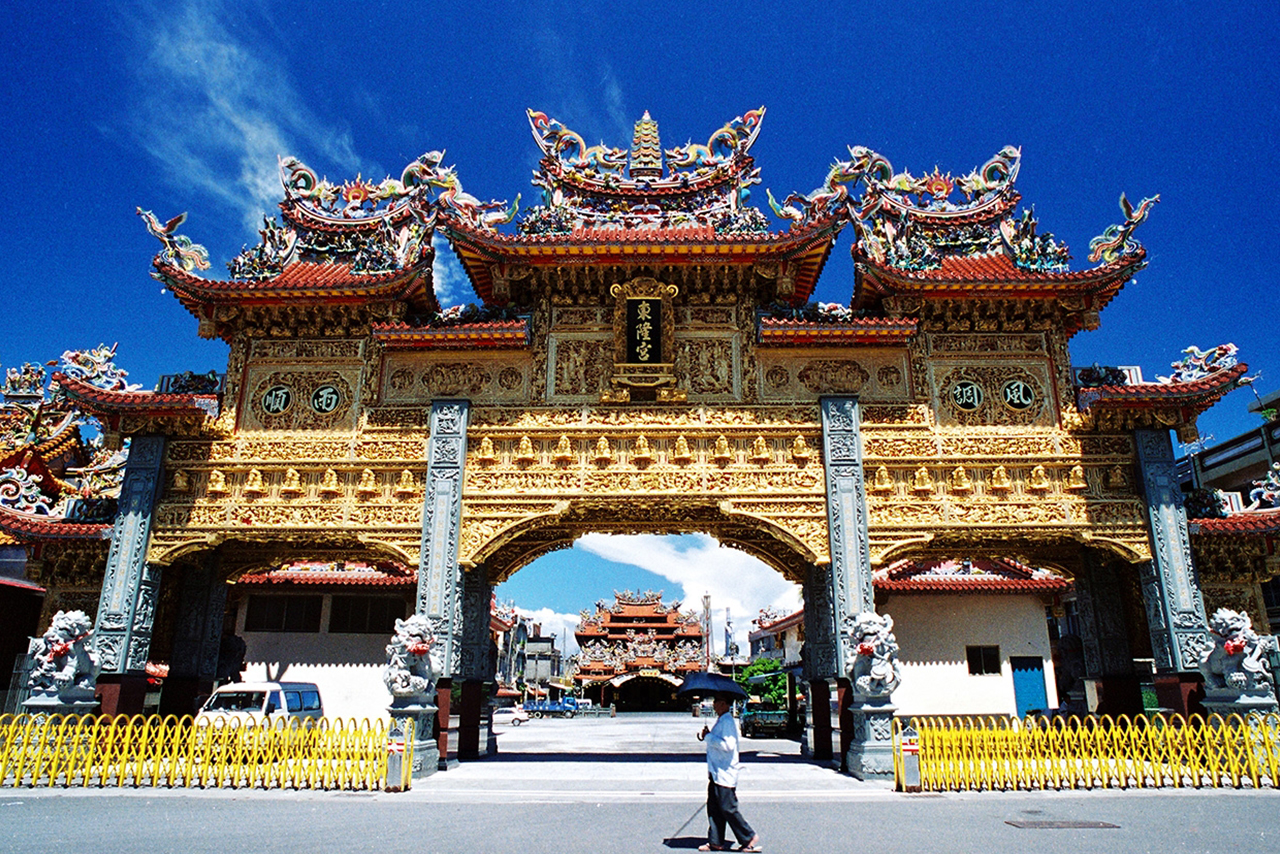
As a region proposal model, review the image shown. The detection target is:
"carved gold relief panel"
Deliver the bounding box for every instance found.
[932,361,1054,428]
[674,333,741,400]
[547,335,611,401]
[381,353,529,404]
[758,349,910,403]
[242,368,359,432]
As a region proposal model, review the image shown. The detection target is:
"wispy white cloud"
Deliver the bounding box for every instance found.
[124,1,368,233]
[431,234,471,308]
[517,607,584,657]
[576,533,802,653]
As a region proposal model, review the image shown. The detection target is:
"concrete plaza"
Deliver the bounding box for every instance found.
[3,713,1279,853]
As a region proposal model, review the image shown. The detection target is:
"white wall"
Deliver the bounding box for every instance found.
[884,593,1058,717]
[237,600,393,721]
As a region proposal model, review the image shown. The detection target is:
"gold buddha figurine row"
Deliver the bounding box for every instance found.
[475,434,816,468]
[870,463,1095,496]
[193,467,420,499]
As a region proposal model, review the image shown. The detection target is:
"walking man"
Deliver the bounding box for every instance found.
[699,693,761,852]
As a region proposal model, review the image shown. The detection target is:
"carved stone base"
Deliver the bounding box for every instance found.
[1202,687,1279,719]
[845,700,896,781]
[22,693,100,717]
[386,704,440,789]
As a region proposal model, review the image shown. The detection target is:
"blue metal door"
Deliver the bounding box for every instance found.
[1010,656,1048,717]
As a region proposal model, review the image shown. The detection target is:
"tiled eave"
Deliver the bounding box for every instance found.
[1189,508,1280,536]
[443,214,842,307]
[1076,363,1247,415]
[875,577,1073,594]
[372,318,530,350]
[54,373,220,421]
[758,317,918,347]
[236,570,416,587]
[0,505,111,542]
[857,249,1145,335]
[153,259,430,311]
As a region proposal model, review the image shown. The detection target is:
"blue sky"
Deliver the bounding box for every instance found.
[5,2,1277,651]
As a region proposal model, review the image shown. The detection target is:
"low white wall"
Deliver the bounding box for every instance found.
[241,631,390,721]
[884,593,1058,717]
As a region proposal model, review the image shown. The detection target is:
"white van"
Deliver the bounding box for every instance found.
[197,681,324,723]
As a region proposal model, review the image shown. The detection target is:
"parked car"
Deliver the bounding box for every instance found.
[196,681,324,724]
[740,701,788,738]
[524,697,579,718]
[492,706,530,727]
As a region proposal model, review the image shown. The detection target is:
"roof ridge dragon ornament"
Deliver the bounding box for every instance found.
[136,208,211,272]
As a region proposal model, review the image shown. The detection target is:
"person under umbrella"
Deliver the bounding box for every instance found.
[697,692,761,852]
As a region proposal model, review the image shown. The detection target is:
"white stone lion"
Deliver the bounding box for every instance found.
[1199,608,1274,696]
[28,610,99,699]
[848,611,902,700]
[383,614,442,703]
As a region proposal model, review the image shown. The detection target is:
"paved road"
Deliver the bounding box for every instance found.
[4,713,1279,854]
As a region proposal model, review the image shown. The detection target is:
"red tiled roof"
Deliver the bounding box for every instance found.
[755,609,804,633]
[372,318,530,349]
[238,563,416,587]
[444,214,842,306]
[758,316,918,346]
[874,558,1072,594]
[862,248,1144,290]
[1189,508,1280,536]
[0,505,111,541]
[53,373,220,420]
[0,575,44,593]
[1077,363,1247,406]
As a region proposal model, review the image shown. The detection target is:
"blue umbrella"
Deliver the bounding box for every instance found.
[676,671,748,700]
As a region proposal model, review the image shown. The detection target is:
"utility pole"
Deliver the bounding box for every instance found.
[702,593,712,670]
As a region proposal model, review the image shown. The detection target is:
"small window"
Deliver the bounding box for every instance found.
[329,595,406,634]
[283,691,300,712]
[300,691,322,712]
[966,645,1001,675]
[245,595,323,633]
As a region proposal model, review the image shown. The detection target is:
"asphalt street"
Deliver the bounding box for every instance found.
[3,713,1278,854]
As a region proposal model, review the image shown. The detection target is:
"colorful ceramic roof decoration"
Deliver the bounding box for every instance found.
[574,590,704,684]
[874,558,1073,594]
[1074,343,1249,430]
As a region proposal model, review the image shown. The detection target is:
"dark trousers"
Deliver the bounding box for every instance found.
[707,778,755,848]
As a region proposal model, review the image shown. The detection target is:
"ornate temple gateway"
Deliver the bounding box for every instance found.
[1,107,1271,766]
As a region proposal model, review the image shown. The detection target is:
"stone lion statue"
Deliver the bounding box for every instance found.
[383,614,443,704]
[27,610,99,701]
[849,611,902,700]
[1199,608,1275,697]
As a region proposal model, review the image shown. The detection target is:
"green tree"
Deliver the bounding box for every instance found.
[736,657,787,706]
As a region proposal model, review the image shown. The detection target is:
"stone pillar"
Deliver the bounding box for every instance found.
[162,559,228,716]
[1074,550,1143,716]
[1134,429,1210,686]
[802,563,837,763]
[415,401,469,768]
[457,566,493,760]
[820,397,875,670]
[94,434,166,715]
[820,398,892,777]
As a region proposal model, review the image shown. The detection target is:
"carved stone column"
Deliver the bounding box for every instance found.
[94,434,166,714]
[415,401,469,675]
[415,401,468,768]
[457,567,493,760]
[820,397,890,777]
[1134,429,1210,672]
[802,563,836,763]
[820,397,874,673]
[162,558,228,716]
[1075,550,1142,716]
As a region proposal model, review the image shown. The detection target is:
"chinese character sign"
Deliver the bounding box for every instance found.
[626,299,663,364]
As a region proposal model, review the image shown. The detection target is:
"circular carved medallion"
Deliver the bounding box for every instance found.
[950,380,984,411]
[261,385,293,415]
[310,384,342,414]
[1001,379,1036,410]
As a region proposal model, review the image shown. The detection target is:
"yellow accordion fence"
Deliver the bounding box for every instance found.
[894,714,1280,792]
[0,714,412,791]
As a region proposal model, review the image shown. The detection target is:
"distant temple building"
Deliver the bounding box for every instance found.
[575,590,703,710]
